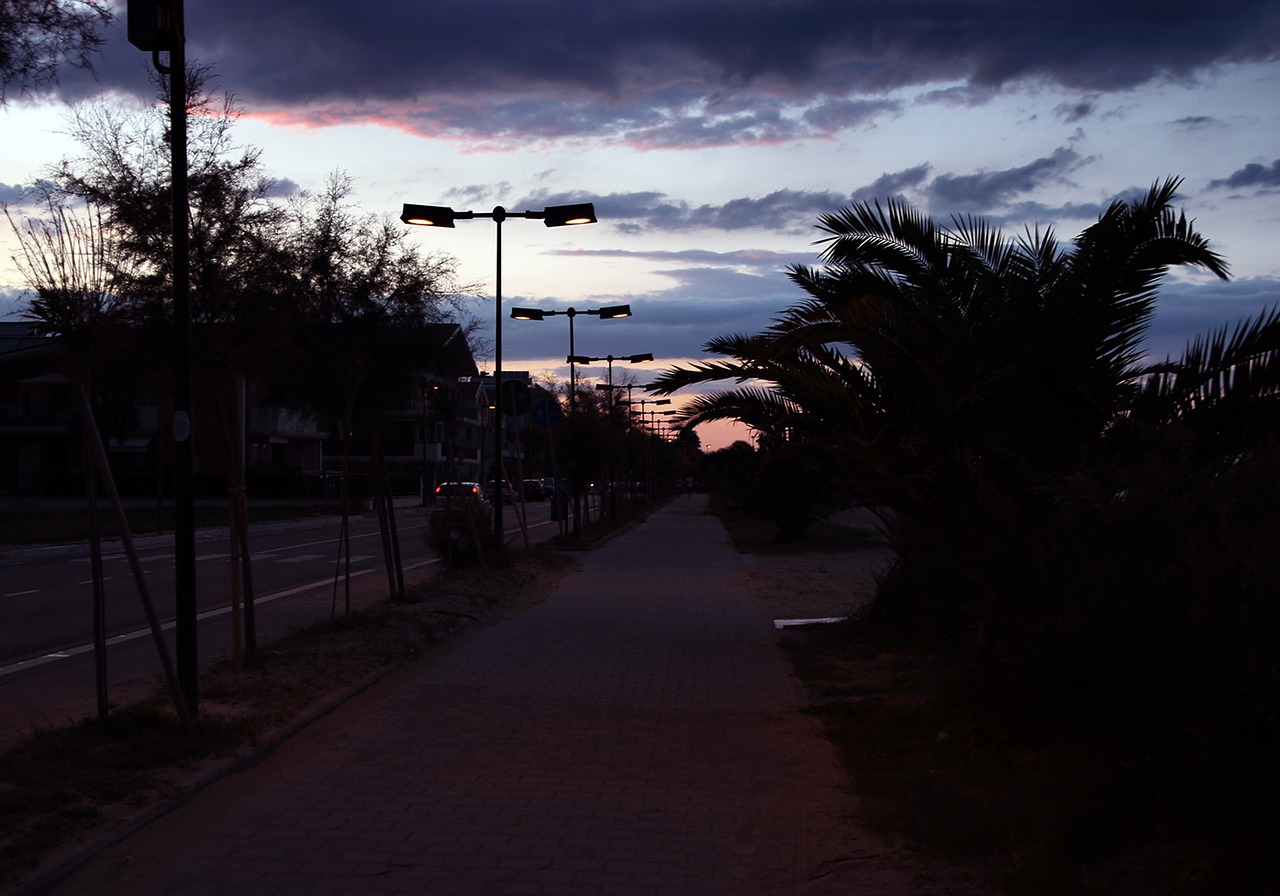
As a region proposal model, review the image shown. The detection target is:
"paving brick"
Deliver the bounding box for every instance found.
[40,498,893,895]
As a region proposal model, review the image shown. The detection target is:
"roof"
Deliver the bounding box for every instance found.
[0,322,48,356]
[421,323,480,379]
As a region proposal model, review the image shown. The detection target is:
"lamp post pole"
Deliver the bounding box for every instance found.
[169,1,197,719]
[402,201,597,542]
[567,309,578,410]
[419,377,429,507]
[492,207,506,541]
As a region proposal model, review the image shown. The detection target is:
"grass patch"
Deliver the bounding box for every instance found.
[0,705,253,886]
[779,621,1277,894]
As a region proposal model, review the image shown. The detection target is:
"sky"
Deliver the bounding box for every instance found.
[2,0,1279,450]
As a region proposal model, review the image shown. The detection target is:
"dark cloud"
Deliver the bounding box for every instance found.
[1146,276,1280,360]
[1054,97,1098,123]
[1207,159,1280,191]
[1174,115,1218,130]
[0,183,28,205]
[588,189,852,235]
[546,153,1099,238]
[926,147,1087,210]
[992,199,1113,229]
[0,181,52,205]
[502,255,802,363]
[850,165,932,204]
[264,178,301,199]
[0,286,32,320]
[802,97,904,131]
[35,1,1280,146]
[561,247,813,273]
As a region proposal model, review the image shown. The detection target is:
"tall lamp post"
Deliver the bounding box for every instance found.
[510,305,631,410]
[572,354,653,520]
[567,353,654,413]
[624,397,670,428]
[401,202,597,540]
[128,0,197,720]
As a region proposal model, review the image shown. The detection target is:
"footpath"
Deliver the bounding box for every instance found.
[36,497,920,895]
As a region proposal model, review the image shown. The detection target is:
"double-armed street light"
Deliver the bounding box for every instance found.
[646,407,680,436]
[624,397,670,428]
[567,352,654,412]
[401,201,597,540]
[510,304,631,410]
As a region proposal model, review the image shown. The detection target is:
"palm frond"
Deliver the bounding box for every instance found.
[1134,305,1280,422]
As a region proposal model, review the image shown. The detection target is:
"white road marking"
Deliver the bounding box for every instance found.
[0,557,441,678]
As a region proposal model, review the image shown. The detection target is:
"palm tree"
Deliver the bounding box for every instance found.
[1125,305,1280,471]
[654,179,1257,631]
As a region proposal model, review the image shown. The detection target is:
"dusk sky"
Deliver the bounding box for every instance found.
[3,0,1279,448]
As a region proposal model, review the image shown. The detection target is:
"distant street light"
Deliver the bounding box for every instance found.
[510,304,631,410]
[623,397,670,429]
[401,202,597,539]
[567,353,653,411]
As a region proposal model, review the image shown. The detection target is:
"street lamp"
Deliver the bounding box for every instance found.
[401,201,597,540]
[510,304,631,410]
[644,407,679,433]
[567,353,653,413]
[624,397,670,429]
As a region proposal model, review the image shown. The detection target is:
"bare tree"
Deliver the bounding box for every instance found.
[278,173,473,613]
[45,66,293,668]
[5,197,190,731]
[0,0,112,101]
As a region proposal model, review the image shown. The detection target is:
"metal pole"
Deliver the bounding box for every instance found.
[607,357,615,411]
[567,308,577,412]
[492,207,505,541]
[420,381,428,507]
[170,0,197,717]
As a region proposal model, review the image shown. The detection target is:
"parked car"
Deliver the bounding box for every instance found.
[428,481,491,564]
[487,480,515,504]
[430,482,491,527]
[522,479,546,501]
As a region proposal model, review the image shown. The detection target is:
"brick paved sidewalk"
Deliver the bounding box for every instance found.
[46,497,911,895]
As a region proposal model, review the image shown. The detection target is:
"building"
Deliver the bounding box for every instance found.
[0,320,486,507]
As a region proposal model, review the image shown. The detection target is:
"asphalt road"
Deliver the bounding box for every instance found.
[0,499,566,748]
[0,510,435,669]
[0,500,571,670]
